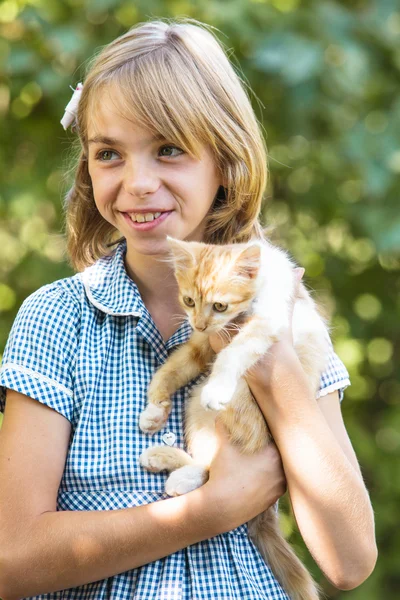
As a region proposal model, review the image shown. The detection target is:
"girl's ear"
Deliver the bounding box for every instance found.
[166,236,196,273]
[234,243,261,280]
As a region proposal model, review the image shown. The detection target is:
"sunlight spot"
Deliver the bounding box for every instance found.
[0,0,19,23]
[386,150,400,173]
[288,167,314,194]
[364,111,388,134]
[367,338,393,365]
[376,428,400,453]
[338,180,363,203]
[353,294,382,321]
[0,283,16,312]
[335,339,364,368]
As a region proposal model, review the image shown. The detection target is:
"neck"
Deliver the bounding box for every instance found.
[124,243,182,311]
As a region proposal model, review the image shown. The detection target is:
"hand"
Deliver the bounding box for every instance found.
[204,419,287,531]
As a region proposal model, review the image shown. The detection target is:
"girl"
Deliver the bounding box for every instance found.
[0,17,377,599]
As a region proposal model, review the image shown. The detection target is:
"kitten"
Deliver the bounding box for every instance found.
[139,236,330,600]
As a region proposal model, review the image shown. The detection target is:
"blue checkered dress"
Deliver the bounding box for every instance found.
[0,240,350,599]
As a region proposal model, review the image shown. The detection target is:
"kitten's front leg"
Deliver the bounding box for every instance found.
[201,317,281,411]
[140,334,214,433]
[165,465,209,497]
[139,367,179,434]
[140,445,194,472]
[139,446,208,496]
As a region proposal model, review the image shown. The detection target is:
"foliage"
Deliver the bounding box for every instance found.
[0,0,399,597]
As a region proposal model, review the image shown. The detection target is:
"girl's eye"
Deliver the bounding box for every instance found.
[159,145,183,158]
[95,150,120,162]
[183,296,195,307]
[213,302,228,312]
[94,145,183,162]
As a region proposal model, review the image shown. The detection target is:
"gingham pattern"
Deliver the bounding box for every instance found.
[0,241,350,600]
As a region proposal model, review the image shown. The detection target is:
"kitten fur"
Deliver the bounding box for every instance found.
[139,236,330,600]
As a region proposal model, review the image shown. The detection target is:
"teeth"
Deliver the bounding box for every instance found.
[129,211,162,223]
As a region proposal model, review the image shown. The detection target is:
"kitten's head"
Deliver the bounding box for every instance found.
[166,236,261,333]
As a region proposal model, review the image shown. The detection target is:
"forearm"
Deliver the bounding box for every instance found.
[2,485,226,599]
[246,354,377,589]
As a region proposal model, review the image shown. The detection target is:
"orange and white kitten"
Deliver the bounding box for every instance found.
[139,236,330,600]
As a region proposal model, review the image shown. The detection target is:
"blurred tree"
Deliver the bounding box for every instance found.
[0,0,399,597]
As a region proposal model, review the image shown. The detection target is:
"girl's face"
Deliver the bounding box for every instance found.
[87,94,223,258]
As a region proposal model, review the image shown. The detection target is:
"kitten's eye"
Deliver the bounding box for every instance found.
[213,302,228,312]
[183,296,195,307]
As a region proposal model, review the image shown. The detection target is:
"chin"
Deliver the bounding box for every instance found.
[127,237,171,256]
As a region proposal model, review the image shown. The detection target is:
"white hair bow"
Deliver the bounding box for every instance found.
[60,83,83,130]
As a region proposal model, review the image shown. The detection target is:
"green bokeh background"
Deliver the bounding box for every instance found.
[0,0,399,597]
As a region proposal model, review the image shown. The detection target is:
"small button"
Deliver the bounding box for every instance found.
[162,431,176,446]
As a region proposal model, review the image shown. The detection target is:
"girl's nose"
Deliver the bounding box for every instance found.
[123,159,159,197]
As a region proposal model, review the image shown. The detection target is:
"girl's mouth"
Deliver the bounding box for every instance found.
[122,211,172,232]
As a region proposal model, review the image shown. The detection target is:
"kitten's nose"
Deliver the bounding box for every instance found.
[195,325,207,332]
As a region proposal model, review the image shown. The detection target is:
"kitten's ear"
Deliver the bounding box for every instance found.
[234,243,261,279]
[166,236,195,272]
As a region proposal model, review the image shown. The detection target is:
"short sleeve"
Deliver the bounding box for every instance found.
[0,283,80,422]
[317,335,351,403]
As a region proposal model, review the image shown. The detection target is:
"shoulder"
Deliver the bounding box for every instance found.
[0,275,86,419]
[22,274,83,310]
[10,274,85,343]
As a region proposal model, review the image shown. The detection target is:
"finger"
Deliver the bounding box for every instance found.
[209,331,228,353]
[294,267,305,282]
[292,267,305,299]
[209,323,240,354]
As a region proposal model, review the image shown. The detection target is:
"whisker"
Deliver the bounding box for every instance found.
[223,324,241,336]
[218,329,231,344]
[169,316,189,325]
[216,330,226,344]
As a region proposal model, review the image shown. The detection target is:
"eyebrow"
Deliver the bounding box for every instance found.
[88,134,166,146]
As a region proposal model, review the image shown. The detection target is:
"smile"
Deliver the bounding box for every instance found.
[129,211,161,223]
[122,210,172,231]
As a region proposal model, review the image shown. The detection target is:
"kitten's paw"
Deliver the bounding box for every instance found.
[139,446,171,472]
[139,446,189,473]
[147,386,170,407]
[165,465,209,497]
[200,378,237,411]
[139,404,168,434]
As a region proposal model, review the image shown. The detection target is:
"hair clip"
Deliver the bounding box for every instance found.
[60,82,83,130]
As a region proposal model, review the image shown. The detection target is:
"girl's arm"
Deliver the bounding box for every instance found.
[245,342,378,591]
[0,390,285,599]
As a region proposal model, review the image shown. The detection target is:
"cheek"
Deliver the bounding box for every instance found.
[182,179,218,218]
[211,311,231,327]
[89,163,114,198]
[92,177,114,212]
[215,308,242,326]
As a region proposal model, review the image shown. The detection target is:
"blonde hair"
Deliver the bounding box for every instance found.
[64,17,269,271]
